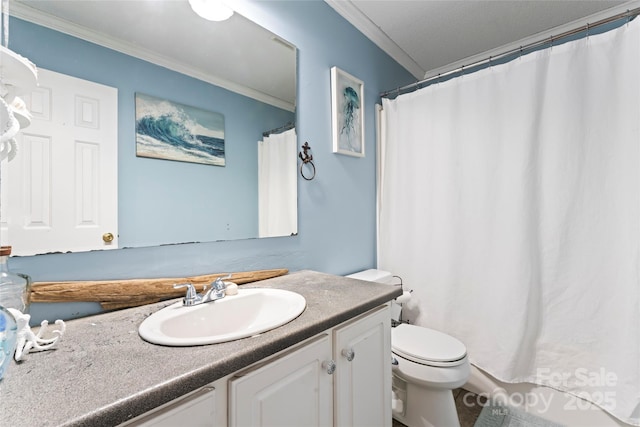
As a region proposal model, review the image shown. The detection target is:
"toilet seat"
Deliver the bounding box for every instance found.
[392,323,467,367]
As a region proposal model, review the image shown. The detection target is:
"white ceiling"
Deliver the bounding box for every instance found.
[10,0,635,104]
[10,0,297,111]
[327,0,632,80]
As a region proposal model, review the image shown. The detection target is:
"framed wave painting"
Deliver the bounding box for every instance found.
[331,66,364,157]
[135,93,225,166]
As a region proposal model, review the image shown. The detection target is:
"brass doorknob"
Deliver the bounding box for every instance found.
[102,232,114,243]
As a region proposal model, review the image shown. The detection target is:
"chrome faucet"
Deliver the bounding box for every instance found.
[173,274,232,307]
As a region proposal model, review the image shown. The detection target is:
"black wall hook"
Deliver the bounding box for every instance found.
[298,141,316,180]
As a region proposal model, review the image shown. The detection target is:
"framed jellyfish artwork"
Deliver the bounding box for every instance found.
[331,66,365,157]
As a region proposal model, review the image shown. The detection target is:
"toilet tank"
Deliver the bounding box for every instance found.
[347,269,402,321]
[346,269,395,284]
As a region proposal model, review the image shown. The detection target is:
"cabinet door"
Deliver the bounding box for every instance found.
[334,305,392,427]
[229,334,333,427]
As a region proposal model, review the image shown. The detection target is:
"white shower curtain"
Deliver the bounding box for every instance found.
[258,128,297,238]
[379,19,640,425]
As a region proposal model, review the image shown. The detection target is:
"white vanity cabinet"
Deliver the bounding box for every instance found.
[124,304,391,427]
[126,385,218,427]
[229,304,391,427]
[229,334,334,426]
[333,305,392,427]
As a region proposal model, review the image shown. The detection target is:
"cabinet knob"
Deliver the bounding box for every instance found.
[322,360,336,375]
[341,348,355,362]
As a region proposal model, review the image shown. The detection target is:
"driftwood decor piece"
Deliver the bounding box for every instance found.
[30,268,289,311]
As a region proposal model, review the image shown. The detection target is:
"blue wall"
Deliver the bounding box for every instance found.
[9,0,414,323]
[10,17,295,247]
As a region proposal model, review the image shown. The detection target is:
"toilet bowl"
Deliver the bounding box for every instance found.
[346,269,470,427]
[392,323,469,427]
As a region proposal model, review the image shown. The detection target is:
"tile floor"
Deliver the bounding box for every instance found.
[392,388,486,427]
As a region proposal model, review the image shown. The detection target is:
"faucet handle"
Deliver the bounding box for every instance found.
[173,283,199,306]
[213,274,232,290]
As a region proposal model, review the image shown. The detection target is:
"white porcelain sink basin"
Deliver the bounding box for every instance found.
[139,288,306,346]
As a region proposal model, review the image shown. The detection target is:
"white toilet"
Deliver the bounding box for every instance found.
[347,269,470,427]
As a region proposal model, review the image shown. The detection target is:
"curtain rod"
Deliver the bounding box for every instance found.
[381,7,640,99]
[262,122,295,138]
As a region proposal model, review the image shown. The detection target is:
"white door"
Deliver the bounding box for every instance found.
[1,68,118,255]
[229,334,334,427]
[334,305,392,427]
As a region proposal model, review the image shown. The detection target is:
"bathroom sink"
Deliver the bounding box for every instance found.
[138,288,306,346]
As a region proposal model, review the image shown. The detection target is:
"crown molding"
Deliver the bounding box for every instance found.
[8,2,295,112]
[325,0,424,79]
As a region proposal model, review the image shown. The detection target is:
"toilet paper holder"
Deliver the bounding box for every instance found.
[392,275,413,303]
[390,275,413,325]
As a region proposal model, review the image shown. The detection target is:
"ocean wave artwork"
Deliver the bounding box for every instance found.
[135,93,225,166]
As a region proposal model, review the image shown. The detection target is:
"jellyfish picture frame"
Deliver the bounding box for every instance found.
[331,66,365,157]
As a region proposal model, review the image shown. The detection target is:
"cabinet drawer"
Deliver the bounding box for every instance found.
[125,385,216,427]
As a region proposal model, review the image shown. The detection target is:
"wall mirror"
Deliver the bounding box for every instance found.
[3,0,297,256]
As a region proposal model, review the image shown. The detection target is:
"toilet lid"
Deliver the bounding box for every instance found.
[392,323,467,366]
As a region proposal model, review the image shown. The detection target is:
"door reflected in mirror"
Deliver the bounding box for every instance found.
[2,1,297,255]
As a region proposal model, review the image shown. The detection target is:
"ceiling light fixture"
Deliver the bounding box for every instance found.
[188,0,234,22]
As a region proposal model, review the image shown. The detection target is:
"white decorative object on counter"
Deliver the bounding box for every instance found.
[0,96,18,144]
[9,96,31,129]
[0,45,38,163]
[0,97,18,161]
[7,308,65,361]
[0,45,38,97]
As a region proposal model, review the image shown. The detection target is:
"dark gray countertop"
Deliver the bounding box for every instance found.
[0,270,402,427]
